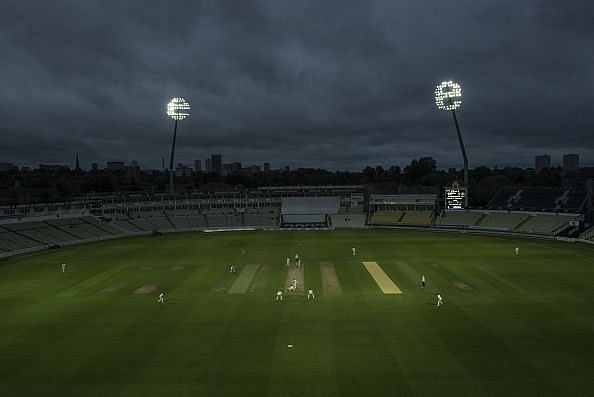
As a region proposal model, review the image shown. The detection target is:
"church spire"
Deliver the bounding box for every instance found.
[75,152,81,173]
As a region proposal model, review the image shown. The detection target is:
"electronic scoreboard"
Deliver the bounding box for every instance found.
[445,188,466,211]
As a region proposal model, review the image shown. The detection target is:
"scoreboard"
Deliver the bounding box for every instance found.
[445,188,466,211]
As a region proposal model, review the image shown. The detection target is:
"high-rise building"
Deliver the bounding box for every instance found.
[535,154,551,173]
[211,154,222,172]
[563,154,579,172]
[194,159,202,172]
[205,158,212,173]
[106,161,125,171]
[264,162,271,172]
[91,163,99,171]
[0,162,18,171]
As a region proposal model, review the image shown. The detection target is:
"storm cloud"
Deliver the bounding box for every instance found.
[1,0,593,170]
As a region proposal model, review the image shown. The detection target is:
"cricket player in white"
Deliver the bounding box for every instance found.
[276,290,283,301]
[308,289,315,300]
[61,263,66,273]
[295,253,299,263]
[286,257,291,267]
[436,294,443,306]
[421,275,426,288]
[352,247,356,256]
[292,279,297,289]
[515,247,519,255]
[158,292,165,303]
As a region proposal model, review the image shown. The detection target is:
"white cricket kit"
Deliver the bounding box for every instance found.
[61,263,66,272]
[352,248,356,256]
[276,291,283,301]
[308,289,315,299]
[158,293,165,303]
[515,247,519,255]
[437,294,443,306]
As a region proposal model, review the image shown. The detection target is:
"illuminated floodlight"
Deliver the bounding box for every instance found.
[434,81,462,111]
[167,97,190,120]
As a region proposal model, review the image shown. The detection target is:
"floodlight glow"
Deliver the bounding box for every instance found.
[435,81,462,111]
[167,97,190,120]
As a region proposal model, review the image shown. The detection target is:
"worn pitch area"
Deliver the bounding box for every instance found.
[362,261,402,294]
[228,264,260,294]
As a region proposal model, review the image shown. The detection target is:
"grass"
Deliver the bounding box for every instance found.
[0,229,593,396]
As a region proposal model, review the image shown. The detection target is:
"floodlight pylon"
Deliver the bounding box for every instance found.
[435,81,468,207]
[166,98,190,194]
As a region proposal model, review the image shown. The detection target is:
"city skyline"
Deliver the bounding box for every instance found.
[1,1,593,170]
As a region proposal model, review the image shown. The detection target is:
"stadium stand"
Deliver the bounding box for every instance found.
[81,216,123,235]
[399,211,433,225]
[114,220,144,233]
[579,227,594,241]
[0,227,41,251]
[330,214,366,228]
[281,197,339,227]
[477,212,529,231]
[513,214,575,235]
[487,187,586,212]
[188,215,207,228]
[244,208,280,227]
[369,211,405,225]
[436,211,485,227]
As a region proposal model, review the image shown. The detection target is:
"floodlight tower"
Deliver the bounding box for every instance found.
[166,97,190,194]
[435,81,468,207]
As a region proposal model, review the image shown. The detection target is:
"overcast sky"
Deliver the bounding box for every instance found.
[1,0,593,171]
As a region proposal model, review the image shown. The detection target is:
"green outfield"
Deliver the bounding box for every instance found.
[1,229,593,396]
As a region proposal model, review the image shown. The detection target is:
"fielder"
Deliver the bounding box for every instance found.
[436,293,443,307]
[352,247,356,256]
[158,291,165,303]
[276,290,283,301]
[295,253,299,263]
[286,257,291,267]
[61,263,66,273]
[515,247,519,255]
[307,289,315,300]
[421,275,426,288]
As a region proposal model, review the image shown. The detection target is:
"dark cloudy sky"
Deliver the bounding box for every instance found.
[1,0,593,171]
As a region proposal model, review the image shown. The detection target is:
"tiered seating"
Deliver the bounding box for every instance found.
[437,211,484,227]
[487,187,586,212]
[128,217,172,231]
[514,214,574,235]
[45,218,113,239]
[206,214,227,227]
[114,220,144,232]
[244,209,280,227]
[369,211,404,225]
[0,228,42,251]
[169,216,190,229]
[479,213,528,231]
[81,217,123,235]
[165,209,197,217]
[399,211,433,225]
[188,216,206,228]
[330,214,366,228]
[579,227,594,241]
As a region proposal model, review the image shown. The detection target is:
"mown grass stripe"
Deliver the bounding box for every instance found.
[228,265,259,294]
[362,261,402,294]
